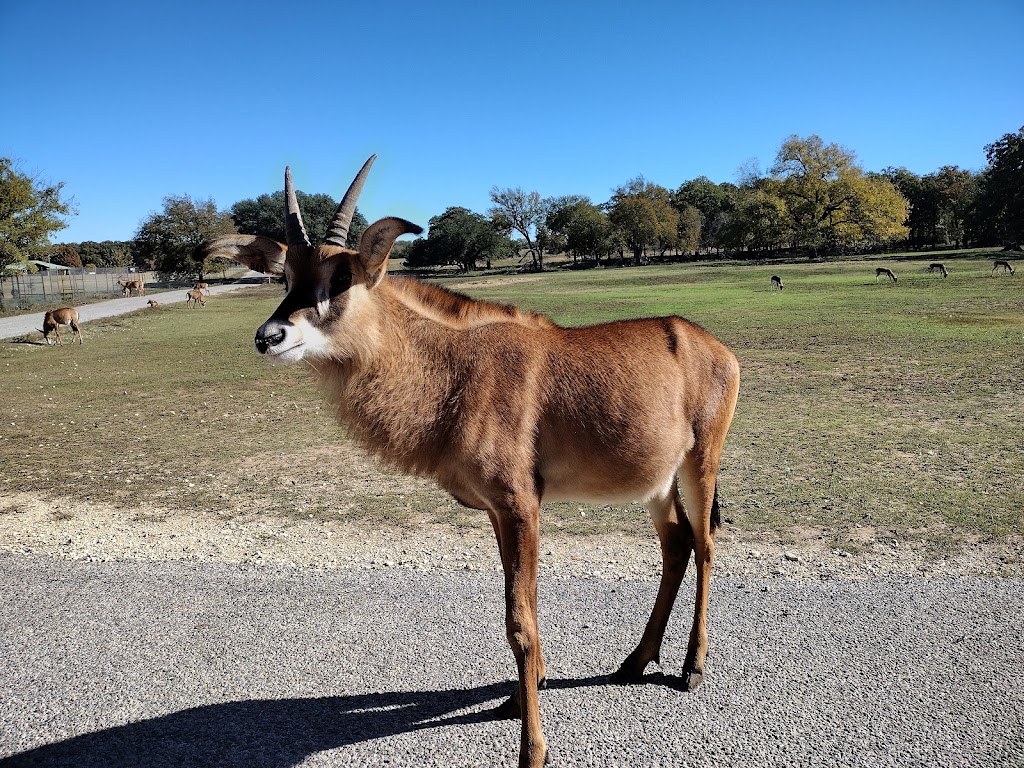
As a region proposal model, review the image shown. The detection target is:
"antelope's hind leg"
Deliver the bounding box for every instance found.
[611,485,693,683]
[676,451,724,692]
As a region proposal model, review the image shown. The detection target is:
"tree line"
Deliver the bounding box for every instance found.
[2,128,1022,280]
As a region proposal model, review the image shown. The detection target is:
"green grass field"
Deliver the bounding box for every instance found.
[1,251,1021,559]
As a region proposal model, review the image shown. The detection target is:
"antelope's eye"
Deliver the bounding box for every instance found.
[330,269,352,297]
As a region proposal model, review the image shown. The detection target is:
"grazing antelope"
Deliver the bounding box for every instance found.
[147,299,160,308]
[770,275,784,291]
[927,263,948,278]
[39,307,83,346]
[875,267,898,283]
[992,260,1015,275]
[185,289,206,308]
[193,281,211,294]
[204,158,739,768]
[118,279,146,296]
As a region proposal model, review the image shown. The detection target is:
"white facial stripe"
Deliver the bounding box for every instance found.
[289,317,332,359]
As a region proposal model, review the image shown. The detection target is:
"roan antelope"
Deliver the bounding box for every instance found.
[770,275,784,291]
[185,289,206,308]
[875,267,898,283]
[992,259,1015,275]
[39,307,83,346]
[927,263,948,278]
[204,157,740,768]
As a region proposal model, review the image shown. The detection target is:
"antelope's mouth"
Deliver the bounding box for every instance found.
[259,341,306,364]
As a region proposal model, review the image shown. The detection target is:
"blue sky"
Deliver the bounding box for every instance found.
[2,0,1021,244]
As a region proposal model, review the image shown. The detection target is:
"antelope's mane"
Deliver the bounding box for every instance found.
[387,276,556,330]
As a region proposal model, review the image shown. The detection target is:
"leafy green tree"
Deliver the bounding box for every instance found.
[933,166,977,248]
[546,197,613,262]
[672,177,736,252]
[677,204,702,256]
[719,186,789,255]
[489,187,545,270]
[607,178,679,263]
[230,191,367,248]
[403,207,506,272]
[77,240,134,268]
[878,168,937,248]
[0,158,76,280]
[48,243,82,268]
[976,126,1024,247]
[133,195,235,279]
[770,135,908,254]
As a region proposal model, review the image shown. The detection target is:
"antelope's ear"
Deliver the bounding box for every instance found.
[356,217,423,287]
[204,235,287,276]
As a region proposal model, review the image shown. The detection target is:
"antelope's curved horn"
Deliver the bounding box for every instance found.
[324,155,376,247]
[284,167,311,249]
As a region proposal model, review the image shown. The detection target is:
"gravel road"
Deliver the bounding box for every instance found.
[1,552,1021,767]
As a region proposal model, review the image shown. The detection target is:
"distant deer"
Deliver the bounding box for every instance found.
[204,157,740,768]
[926,263,948,278]
[39,307,83,346]
[185,289,206,308]
[193,281,210,294]
[147,299,160,308]
[992,260,1015,275]
[875,267,898,283]
[118,279,146,296]
[770,275,784,291]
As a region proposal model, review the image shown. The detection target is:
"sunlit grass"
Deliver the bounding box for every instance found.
[1,255,1021,557]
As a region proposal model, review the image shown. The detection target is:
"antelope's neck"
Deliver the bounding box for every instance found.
[312,295,461,477]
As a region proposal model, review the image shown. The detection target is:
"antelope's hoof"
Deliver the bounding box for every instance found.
[609,660,647,684]
[609,667,641,684]
[610,647,658,684]
[683,668,704,692]
[492,693,521,720]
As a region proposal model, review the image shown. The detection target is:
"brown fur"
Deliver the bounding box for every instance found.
[41,307,83,346]
[205,175,740,768]
[193,281,210,294]
[993,259,1015,275]
[927,263,948,278]
[875,267,897,283]
[147,299,160,308]
[118,279,146,296]
[185,289,206,308]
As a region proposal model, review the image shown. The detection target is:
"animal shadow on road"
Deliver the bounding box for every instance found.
[2,674,681,767]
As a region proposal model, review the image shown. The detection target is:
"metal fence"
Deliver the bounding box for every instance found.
[1,268,159,308]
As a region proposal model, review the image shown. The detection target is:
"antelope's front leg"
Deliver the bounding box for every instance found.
[489,510,548,722]
[497,503,548,768]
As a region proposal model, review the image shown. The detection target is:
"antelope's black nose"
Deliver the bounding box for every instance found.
[255,319,288,354]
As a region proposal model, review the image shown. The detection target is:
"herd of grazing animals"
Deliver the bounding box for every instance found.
[765,258,1014,292]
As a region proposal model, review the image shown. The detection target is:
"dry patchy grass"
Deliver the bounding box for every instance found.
[1,255,1021,563]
